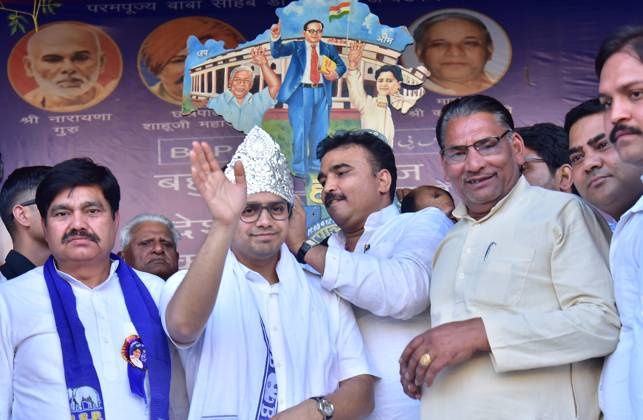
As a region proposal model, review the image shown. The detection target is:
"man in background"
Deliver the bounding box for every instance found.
[565,98,643,229]
[516,123,573,193]
[0,165,51,281]
[120,213,180,280]
[595,25,643,418]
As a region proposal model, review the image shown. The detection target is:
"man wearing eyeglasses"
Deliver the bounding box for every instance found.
[515,123,574,193]
[206,46,281,134]
[0,165,51,282]
[270,19,346,177]
[161,127,376,420]
[399,95,619,419]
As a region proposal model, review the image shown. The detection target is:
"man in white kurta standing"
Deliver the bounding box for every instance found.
[399,95,620,419]
[595,25,643,419]
[0,158,173,419]
[286,129,453,419]
[160,126,376,420]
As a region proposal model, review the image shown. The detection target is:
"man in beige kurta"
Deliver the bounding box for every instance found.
[400,94,620,420]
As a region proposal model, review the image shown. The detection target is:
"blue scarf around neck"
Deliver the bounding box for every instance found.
[43,254,171,420]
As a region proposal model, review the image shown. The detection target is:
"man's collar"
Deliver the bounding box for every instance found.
[363,203,399,230]
[223,89,250,105]
[453,176,527,222]
[55,258,120,290]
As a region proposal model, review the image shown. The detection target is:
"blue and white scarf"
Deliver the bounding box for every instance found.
[43,254,171,420]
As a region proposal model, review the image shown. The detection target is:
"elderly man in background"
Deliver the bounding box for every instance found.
[400,95,619,420]
[287,129,453,419]
[595,25,643,419]
[516,123,573,193]
[120,213,180,280]
[565,98,643,229]
[0,165,51,282]
[22,22,115,112]
[206,47,281,133]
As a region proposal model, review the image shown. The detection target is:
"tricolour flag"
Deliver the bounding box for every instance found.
[329,1,350,21]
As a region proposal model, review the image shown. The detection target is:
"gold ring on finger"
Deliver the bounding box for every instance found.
[419,352,432,367]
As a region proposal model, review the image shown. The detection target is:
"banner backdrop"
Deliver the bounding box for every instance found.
[1,0,641,268]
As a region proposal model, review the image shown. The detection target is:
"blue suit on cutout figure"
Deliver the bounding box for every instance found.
[271,20,346,177]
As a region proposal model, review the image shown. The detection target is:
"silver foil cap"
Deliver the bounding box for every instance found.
[224,126,294,204]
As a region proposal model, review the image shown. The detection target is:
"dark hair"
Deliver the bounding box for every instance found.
[435,95,514,149]
[303,19,324,32]
[36,158,120,221]
[516,123,569,173]
[595,25,643,76]
[0,165,51,236]
[375,65,403,82]
[316,129,397,202]
[400,185,454,213]
[414,12,493,54]
[564,98,605,135]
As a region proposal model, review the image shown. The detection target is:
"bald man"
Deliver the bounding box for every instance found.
[22,22,115,112]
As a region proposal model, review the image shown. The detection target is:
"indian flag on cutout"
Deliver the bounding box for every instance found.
[329,1,350,21]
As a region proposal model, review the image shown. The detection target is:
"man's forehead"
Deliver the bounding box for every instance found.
[599,51,643,93]
[444,112,503,145]
[569,113,605,148]
[246,192,286,204]
[132,221,172,237]
[31,28,98,54]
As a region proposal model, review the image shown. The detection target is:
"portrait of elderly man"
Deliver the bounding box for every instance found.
[139,16,245,105]
[20,21,120,112]
[119,213,180,281]
[399,95,619,420]
[205,47,281,133]
[413,12,500,96]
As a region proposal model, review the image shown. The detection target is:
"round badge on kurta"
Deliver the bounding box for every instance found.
[121,335,147,370]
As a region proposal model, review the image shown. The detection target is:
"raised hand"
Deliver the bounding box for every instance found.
[348,40,364,70]
[251,46,268,66]
[190,141,247,227]
[270,22,281,39]
[285,196,308,254]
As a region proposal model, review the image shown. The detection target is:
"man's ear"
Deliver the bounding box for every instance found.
[98,52,106,75]
[511,132,526,165]
[377,169,392,196]
[555,164,574,193]
[12,205,30,229]
[23,55,34,78]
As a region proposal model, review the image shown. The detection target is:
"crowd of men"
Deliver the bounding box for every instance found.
[0,25,641,420]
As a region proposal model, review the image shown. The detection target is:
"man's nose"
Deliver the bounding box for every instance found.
[152,241,164,254]
[608,97,631,126]
[463,148,486,172]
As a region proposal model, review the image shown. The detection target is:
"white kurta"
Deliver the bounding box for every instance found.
[0,261,187,420]
[600,188,643,420]
[159,245,373,420]
[321,205,452,420]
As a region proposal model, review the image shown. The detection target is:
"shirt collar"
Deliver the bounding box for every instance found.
[330,204,398,245]
[223,89,250,106]
[453,175,527,223]
[55,258,120,290]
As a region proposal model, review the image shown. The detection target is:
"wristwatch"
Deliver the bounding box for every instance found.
[296,239,317,264]
[310,396,334,419]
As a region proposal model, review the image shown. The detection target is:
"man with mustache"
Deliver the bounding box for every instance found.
[398,95,619,419]
[594,26,643,419]
[119,213,180,281]
[161,127,376,419]
[286,129,452,419]
[564,98,643,229]
[22,22,116,112]
[0,158,178,419]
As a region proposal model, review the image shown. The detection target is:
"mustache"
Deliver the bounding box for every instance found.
[610,124,642,143]
[323,192,346,207]
[62,229,100,244]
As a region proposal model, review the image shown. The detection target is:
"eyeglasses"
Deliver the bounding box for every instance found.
[441,130,512,164]
[231,77,253,85]
[306,29,323,35]
[240,201,291,223]
[520,156,545,173]
[19,198,36,206]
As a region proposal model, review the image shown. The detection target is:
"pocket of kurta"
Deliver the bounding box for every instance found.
[467,244,535,307]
